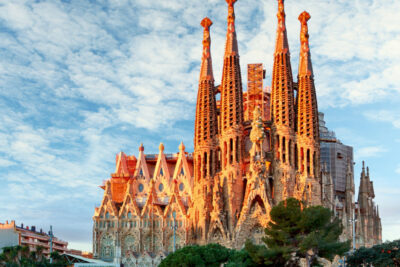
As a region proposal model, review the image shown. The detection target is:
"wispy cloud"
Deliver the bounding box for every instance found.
[364,110,400,129]
[0,0,399,250]
[355,146,387,159]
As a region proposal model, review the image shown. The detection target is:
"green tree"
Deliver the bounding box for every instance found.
[0,245,68,267]
[346,239,400,267]
[159,243,256,267]
[245,198,350,267]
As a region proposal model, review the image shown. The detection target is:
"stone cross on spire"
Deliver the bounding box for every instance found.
[298,11,313,77]
[224,0,238,56]
[200,17,214,81]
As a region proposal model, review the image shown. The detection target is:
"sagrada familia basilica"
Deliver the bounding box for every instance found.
[92,0,382,265]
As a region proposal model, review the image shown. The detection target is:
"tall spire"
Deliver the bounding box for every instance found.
[220,0,243,134]
[297,11,319,140]
[194,17,218,179]
[200,17,214,81]
[224,0,239,56]
[275,0,290,54]
[298,11,313,77]
[271,0,295,129]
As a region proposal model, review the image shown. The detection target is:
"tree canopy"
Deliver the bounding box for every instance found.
[0,245,68,267]
[159,243,256,267]
[346,239,400,267]
[160,198,350,267]
[245,198,350,266]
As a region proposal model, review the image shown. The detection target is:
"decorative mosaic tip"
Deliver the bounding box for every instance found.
[298,11,311,25]
[201,17,213,29]
[226,0,237,6]
[159,142,164,152]
[139,143,144,152]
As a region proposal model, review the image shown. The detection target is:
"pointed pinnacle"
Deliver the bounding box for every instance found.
[201,17,212,29]
[179,141,185,152]
[299,11,311,47]
[275,0,289,54]
[226,0,237,6]
[200,17,214,81]
[159,142,164,152]
[224,0,238,56]
[298,11,313,77]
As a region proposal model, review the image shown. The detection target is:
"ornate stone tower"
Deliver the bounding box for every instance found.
[356,162,382,247]
[270,0,296,203]
[217,0,245,236]
[295,11,321,205]
[192,17,218,242]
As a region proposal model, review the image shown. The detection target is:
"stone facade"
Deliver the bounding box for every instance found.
[319,113,382,247]
[92,0,381,265]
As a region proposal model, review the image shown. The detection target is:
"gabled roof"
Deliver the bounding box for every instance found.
[119,180,141,217]
[164,180,187,216]
[172,142,192,180]
[134,143,151,179]
[141,180,164,217]
[153,143,171,180]
[115,151,130,176]
[95,180,118,217]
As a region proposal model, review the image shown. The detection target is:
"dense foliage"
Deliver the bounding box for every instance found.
[0,245,68,267]
[159,243,256,267]
[245,198,350,266]
[346,239,400,267]
[160,198,350,267]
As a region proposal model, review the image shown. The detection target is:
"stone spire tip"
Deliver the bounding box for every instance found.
[201,17,213,29]
[226,0,237,6]
[159,142,164,152]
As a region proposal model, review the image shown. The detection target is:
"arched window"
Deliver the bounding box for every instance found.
[127,211,132,219]
[105,212,110,219]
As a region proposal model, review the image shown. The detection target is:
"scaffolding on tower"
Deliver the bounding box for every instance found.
[245,63,267,121]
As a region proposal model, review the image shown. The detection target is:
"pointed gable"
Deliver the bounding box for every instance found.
[172,142,193,197]
[153,143,171,180]
[115,152,129,176]
[96,180,118,217]
[141,180,163,217]
[164,180,187,217]
[172,142,192,180]
[119,181,141,217]
[134,143,151,180]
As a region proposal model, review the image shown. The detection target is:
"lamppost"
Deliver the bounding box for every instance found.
[170,211,178,253]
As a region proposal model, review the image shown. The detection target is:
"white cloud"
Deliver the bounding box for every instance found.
[0,0,399,249]
[364,110,400,129]
[396,166,400,175]
[355,146,387,159]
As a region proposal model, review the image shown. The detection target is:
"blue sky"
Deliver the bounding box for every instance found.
[0,0,399,251]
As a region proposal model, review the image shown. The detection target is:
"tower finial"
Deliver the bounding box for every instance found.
[159,142,164,152]
[298,11,313,76]
[179,141,185,152]
[200,17,214,81]
[224,0,238,56]
[274,0,289,54]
